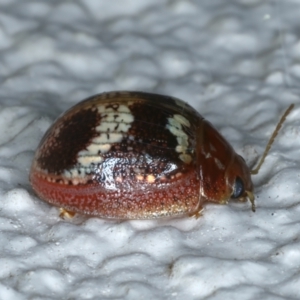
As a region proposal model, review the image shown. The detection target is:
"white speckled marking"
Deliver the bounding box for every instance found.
[209,143,216,152]
[65,104,134,183]
[205,152,212,159]
[146,174,155,183]
[173,114,191,127]
[214,157,225,170]
[77,155,103,166]
[166,114,192,164]
[179,154,192,164]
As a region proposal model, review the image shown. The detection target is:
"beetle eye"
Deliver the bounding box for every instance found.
[232,177,245,198]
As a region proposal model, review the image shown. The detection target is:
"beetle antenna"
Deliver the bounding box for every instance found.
[245,190,255,212]
[251,104,294,175]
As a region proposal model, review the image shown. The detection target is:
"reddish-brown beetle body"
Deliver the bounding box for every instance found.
[30,91,254,219]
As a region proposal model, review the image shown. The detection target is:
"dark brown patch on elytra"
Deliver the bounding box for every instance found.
[37,108,101,174]
[127,100,192,165]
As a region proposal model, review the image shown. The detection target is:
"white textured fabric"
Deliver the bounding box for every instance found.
[0,1,299,299]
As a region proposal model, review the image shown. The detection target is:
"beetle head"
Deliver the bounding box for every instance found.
[197,120,254,211]
[226,154,255,211]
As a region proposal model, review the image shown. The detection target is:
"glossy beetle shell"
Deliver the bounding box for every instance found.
[30,91,253,219]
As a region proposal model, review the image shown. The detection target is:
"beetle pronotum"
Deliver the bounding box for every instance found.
[29,91,293,219]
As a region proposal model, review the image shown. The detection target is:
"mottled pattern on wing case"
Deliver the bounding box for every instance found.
[30,92,205,218]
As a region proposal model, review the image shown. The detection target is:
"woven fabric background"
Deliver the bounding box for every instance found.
[0,1,299,299]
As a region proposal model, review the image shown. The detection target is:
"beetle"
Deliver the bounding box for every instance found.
[29,91,292,219]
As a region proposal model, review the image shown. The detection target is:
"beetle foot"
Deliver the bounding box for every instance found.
[59,208,76,219]
[189,207,204,219]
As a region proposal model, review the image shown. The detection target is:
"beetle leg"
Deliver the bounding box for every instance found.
[189,206,204,219]
[59,208,76,219]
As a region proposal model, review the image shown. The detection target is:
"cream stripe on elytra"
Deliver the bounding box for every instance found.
[166,114,192,164]
[63,104,134,183]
